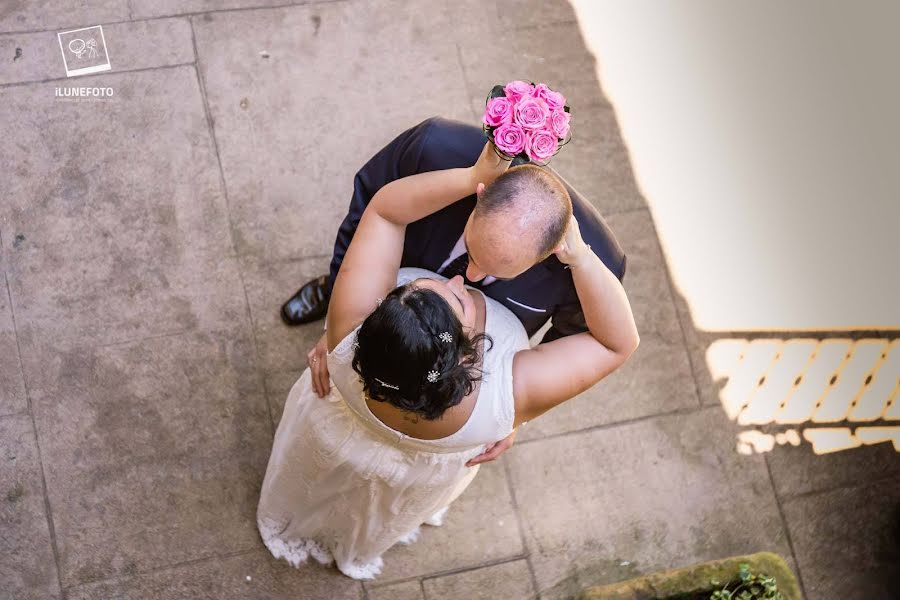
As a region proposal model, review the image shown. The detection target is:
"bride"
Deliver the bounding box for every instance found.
[256,141,640,580]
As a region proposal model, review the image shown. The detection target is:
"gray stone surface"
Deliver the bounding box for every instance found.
[459,19,611,118]
[19,330,271,587]
[766,436,900,498]
[367,580,424,600]
[131,0,301,20]
[0,66,244,350]
[494,0,579,29]
[0,415,60,600]
[240,255,330,375]
[549,104,649,215]
[1,1,892,598]
[64,549,363,599]
[508,407,792,600]
[0,260,26,416]
[519,209,698,442]
[423,559,535,600]
[0,0,129,34]
[0,17,194,85]
[376,462,524,583]
[782,478,900,600]
[192,1,472,262]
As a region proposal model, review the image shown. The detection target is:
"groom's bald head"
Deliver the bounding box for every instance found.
[464,165,572,281]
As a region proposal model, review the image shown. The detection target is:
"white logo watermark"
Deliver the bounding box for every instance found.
[54,86,115,100]
[57,25,111,77]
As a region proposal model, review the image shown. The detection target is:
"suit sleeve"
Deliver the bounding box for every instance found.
[540,254,627,343]
[324,118,437,294]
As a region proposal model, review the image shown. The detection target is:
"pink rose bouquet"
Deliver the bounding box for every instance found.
[482,80,571,164]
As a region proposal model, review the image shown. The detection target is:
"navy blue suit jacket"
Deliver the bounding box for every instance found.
[327,117,627,343]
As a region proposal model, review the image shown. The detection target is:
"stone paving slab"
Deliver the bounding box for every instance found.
[508,406,792,600]
[0,263,26,416]
[240,255,330,376]
[494,0,579,30]
[458,19,611,118]
[781,477,900,600]
[549,104,649,215]
[0,17,194,85]
[0,66,245,349]
[0,415,60,600]
[131,0,310,20]
[765,436,900,498]
[192,0,472,263]
[0,0,129,34]
[370,462,524,583]
[18,330,271,587]
[367,580,424,600]
[519,209,698,441]
[64,548,363,599]
[422,559,535,600]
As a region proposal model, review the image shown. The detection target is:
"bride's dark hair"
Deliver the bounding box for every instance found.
[351,282,493,421]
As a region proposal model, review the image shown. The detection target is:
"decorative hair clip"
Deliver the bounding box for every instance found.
[427,370,440,383]
[374,377,399,390]
[438,331,453,343]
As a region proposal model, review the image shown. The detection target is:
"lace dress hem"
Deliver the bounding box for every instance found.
[258,507,448,580]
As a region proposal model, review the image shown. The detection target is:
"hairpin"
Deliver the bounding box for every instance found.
[427,370,440,383]
[438,332,453,343]
[374,377,399,390]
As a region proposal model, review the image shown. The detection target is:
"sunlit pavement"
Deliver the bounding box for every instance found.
[0,2,896,599]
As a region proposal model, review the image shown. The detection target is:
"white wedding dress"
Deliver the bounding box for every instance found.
[256,268,530,580]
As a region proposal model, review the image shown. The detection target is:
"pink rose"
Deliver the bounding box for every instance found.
[549,109,571,139]
[504,80,534,102]
[483,96,514,127]
[525,129,559,162]
[514,97,550,130]
[492,122,527,157]
[532,83,566,111]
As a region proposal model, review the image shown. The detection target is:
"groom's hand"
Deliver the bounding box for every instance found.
[307,332,331,397]
[466,428,518,467]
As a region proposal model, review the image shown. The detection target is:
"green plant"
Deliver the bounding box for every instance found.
[708,563,784,600]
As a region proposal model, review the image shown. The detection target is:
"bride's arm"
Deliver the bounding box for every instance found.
[510,216,640,426]
[326,142,509,351]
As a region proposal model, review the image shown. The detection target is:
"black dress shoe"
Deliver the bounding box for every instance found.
[281,275,330,325]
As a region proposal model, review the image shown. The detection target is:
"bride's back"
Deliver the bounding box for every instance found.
[326,268,530,452]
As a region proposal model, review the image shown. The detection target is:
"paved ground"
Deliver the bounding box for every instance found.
[1,1,897,599]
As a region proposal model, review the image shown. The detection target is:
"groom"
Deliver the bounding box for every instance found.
[283,117,627,462]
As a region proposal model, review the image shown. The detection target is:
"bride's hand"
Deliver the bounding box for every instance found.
[553,215,592,266]
[469,140,512,190]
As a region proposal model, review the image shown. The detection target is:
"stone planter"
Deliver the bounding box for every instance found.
[576,552,802,600]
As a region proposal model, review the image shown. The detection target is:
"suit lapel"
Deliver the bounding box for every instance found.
[417,195,476,271]
[482,259,556,304]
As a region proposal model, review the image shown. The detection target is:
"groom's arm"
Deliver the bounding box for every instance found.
[325,117,490,294]
[324,118,438,294]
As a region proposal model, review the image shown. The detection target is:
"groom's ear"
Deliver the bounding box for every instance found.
[475,182,485,199]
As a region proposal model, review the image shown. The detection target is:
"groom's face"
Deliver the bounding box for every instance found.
[462,213,540,282]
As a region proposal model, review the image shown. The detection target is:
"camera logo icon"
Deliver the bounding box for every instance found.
[58,25,111,77]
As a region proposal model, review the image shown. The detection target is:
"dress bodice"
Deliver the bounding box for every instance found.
[326,268,530,453]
